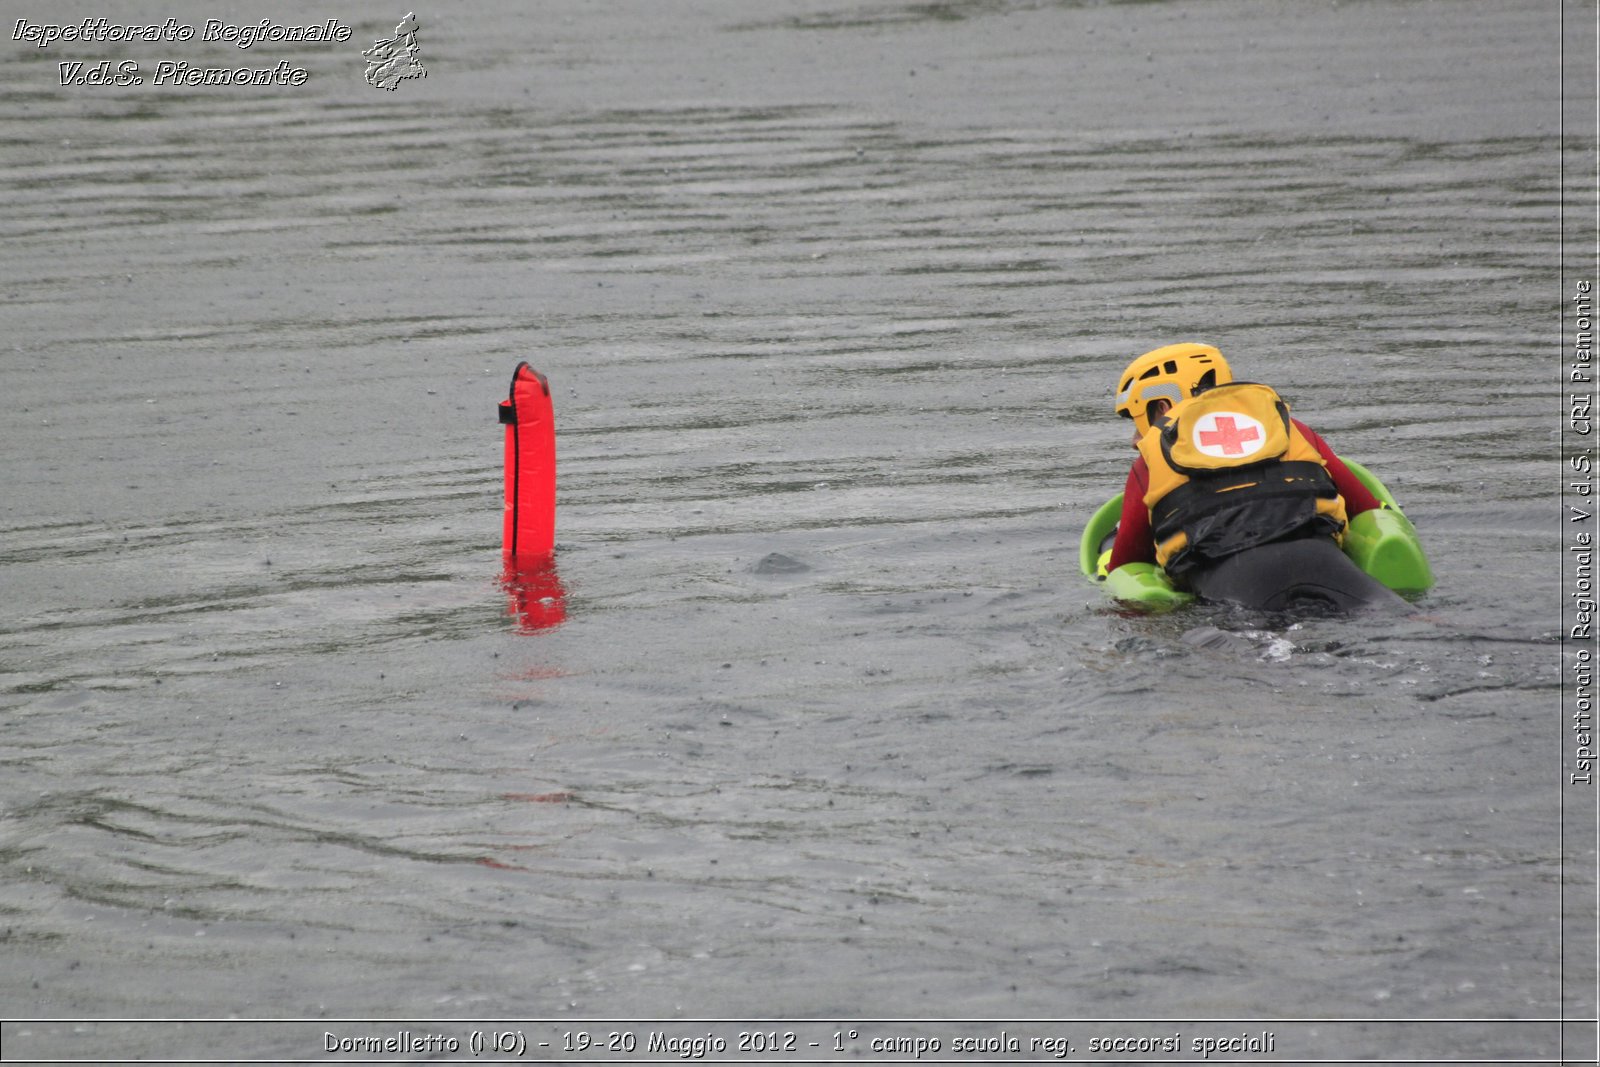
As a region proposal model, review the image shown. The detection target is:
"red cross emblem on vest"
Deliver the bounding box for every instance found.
[1193,412,1266,458]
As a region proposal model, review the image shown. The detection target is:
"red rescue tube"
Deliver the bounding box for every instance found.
[499,362,556,561]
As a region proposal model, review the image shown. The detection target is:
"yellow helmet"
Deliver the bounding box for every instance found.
[1114,342,1233,436]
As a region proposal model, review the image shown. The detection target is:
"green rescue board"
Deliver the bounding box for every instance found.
[1079,460,1434,610]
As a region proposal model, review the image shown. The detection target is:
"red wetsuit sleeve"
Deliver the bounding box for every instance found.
[1294,419,1381,516]
[1107,457,1155,570]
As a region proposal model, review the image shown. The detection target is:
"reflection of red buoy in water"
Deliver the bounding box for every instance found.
[499,361,566,631]
[501,554,566,632]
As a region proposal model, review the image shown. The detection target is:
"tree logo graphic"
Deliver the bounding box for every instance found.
[363,12,426,91]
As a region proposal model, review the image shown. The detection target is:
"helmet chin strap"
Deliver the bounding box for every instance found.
[1134,398,1173,442]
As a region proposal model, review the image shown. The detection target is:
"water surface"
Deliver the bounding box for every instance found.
[0,1,1586,1061]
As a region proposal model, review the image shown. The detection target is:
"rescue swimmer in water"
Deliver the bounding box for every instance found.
[1088,342,1432,613]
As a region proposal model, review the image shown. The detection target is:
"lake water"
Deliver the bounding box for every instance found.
[1,1,1593,1062]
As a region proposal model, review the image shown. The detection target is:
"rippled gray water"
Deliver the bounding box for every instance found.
[1,1,1590,1062]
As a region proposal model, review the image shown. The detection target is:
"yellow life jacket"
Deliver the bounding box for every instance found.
[1137,382,1349,576]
